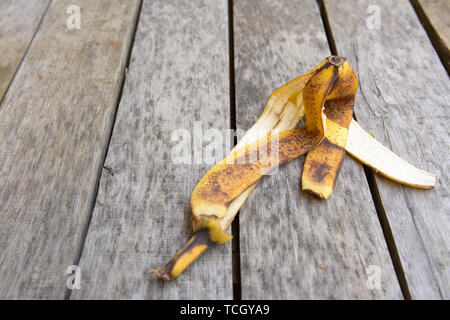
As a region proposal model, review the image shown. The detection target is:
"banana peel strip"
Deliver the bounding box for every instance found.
[150,56,436,280]
[346,120,435,188]
[301,61,359,199]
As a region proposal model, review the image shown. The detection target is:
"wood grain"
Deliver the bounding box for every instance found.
[71,0,233,299]
[324,0,450,299]
[413,0,450,72]
[0,0,141,299]
[0,0,50,101]
[234,0,402,299]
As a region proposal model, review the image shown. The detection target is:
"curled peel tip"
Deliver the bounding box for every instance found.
[149,229,212,280]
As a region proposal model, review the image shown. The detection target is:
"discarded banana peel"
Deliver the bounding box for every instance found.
[150,56,435,280]
[151,56,342,279]
[302,60,359,199]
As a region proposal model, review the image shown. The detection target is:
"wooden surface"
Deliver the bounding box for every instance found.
[0,0,141,299]
[233,0,401,299]
[0,0,50,101]
[0,0,448,299]
[71,0,233,299]
[416,0,450,46]
[413,0,450,72]
[324,0,450,299]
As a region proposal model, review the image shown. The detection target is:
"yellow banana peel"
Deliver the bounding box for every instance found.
[301,60,358,199]
[150,56,435,280]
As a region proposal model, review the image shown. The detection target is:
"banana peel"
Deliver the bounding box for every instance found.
[302,60,358,199]
[150,56,342,279]
[150,56,435,280]
[346,120,435,188]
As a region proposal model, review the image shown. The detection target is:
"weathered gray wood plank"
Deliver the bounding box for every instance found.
[0,0,50,101]
[324,0,450,299]
[234,0,402,299]
[0,0,141,299]
[71,0,233,299]
[413,0,450,72]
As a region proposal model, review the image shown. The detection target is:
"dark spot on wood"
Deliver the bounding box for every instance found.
[103,166,114,176]
[108,40,121,49]
[319,264,327,271]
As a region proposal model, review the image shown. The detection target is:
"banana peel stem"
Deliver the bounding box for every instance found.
[150,229,213,280]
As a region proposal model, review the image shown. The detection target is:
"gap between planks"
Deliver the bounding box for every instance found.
[0,0,52,107]
[317,0,409,299]
[410,0,450,75]
[69,0,233,299]
[64,0,144,300]
[228,0,242,301]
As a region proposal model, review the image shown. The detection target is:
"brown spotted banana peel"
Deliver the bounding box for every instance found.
[301,60,359,198]
[150,56,435,280]
[150,56,347,279]
[299,61,435,197]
